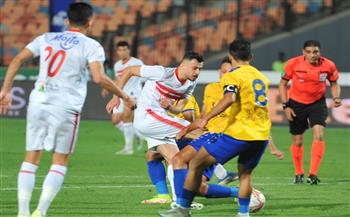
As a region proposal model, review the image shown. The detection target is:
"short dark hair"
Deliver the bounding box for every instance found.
[229,39,252,61]
[67,2,93,26]
[303,40,321,49]
[116,41,130,48]
[182,51,204,63]
[221,56,231,65]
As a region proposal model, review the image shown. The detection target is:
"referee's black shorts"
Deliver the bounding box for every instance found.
[288,97,328,135]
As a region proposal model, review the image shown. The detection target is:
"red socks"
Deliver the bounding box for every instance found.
[309,140,325,176]
[291,141,326,176]
[290,144,304,175]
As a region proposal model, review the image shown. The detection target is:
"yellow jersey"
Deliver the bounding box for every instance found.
[169,96,200,120]
[220,65,271,141]
[203,82,230,133]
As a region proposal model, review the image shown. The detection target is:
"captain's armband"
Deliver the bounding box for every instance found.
[223,85,238,94]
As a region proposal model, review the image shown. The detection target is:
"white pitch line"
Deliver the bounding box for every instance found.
[1,181,349,191]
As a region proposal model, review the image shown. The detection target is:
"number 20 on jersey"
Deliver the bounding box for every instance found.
[45,46,66,77]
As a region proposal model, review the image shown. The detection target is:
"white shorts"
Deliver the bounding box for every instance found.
[134,107,190,149]
[26,102,80,154]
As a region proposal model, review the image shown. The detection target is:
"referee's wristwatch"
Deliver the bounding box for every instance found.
[282,101,291,110]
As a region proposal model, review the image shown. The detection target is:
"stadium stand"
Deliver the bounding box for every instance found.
[1,0,49,66]
[0,0,349,71]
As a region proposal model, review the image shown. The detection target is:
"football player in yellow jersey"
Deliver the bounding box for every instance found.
[202,56,232,133]
[201,57,239,184]
[203,60,284,161]
[160,39,270,217]
[202,57,283,185]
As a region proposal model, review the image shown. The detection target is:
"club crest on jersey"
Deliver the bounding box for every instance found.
[319,73,327,82]
[50,34,80,50]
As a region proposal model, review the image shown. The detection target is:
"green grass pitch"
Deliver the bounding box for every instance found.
[1,118,349,217]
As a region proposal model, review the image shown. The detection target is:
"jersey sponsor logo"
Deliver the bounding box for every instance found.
[50,33,80,50]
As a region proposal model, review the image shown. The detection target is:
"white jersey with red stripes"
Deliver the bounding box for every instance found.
[137,65,197,111]
[114,57,144,98]
[25,30,105,112]
[133,65,197,149]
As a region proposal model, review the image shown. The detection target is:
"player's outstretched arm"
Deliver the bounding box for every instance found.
[89,61,135,113]
[104,66,141,113]
[0,48,33,114]
[116,66,142,90]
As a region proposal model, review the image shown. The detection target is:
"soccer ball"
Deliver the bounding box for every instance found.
[249,188,265,213]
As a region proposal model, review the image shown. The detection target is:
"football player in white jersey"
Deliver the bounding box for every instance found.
[102,41,144,155]
[0,3,135,217]
[106,51,204,204]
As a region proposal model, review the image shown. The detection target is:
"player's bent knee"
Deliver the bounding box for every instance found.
[146,151,156,161]
[146,150,163,161]
[188,158,205,172]
[172,154,187,169]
